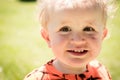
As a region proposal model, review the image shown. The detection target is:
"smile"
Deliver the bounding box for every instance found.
[67,49,88,56]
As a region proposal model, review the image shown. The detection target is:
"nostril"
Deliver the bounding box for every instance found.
[71,33,85,41]
[71,37,85,41]
[70,38,87,46]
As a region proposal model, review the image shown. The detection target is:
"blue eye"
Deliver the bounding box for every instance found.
[59,26,71,32]
[83,26,95,32]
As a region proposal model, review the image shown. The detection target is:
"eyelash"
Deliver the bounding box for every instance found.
[83,26,95,32]
[59,26,95,33]
[59,26,71,32]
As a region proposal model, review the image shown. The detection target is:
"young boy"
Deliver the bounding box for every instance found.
[24,0,112,80]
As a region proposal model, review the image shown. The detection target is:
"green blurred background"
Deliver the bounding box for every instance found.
[0,0,120,80]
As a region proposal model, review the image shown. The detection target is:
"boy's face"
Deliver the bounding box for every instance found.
[41,8,107,67]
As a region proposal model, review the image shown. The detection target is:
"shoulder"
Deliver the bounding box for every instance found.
[88,60,112,80]
[24,59,55,80]
[24,66,45,80]
[89,60,103,68]
[89,60,108,72]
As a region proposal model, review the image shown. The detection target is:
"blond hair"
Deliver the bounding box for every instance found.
[37,0,116,29]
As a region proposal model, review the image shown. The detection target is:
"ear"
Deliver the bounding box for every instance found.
[102,28,108,40]
[40,28,51,47]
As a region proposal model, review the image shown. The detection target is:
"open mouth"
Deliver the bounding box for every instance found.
[67,49,88,56]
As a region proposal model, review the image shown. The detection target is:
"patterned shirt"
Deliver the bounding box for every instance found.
[24,59,112,80]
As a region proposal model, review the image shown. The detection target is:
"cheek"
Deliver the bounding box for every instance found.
[86,35,103,59]
[86,34,103,49]
[50,35,68,47]
[86,33,102,41]
[49,36,68,57]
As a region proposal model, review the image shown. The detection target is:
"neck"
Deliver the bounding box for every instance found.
[53,59,87,74]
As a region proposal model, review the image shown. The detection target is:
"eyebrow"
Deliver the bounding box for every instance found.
[85,19,96,25]
[60,20,72,25]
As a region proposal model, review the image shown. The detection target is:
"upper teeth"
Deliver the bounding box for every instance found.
[74,50,84,52]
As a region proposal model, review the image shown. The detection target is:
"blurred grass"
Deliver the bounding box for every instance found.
[0,0,120,80]
[0,0,53,80]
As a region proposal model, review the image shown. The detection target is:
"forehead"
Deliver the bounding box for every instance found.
[48,0,104,20]
[45,0,106,28]
[49,5,103,24]
[49,9,103,28]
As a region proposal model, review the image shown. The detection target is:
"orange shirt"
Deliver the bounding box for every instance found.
[24,59,112,80]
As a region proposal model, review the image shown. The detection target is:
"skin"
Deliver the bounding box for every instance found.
[41,7,107,74]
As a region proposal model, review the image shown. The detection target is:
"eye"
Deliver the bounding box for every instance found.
[83,26,95,32]
[59,26,71,32]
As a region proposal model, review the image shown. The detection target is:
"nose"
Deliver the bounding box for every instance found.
[70,33,86,45]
